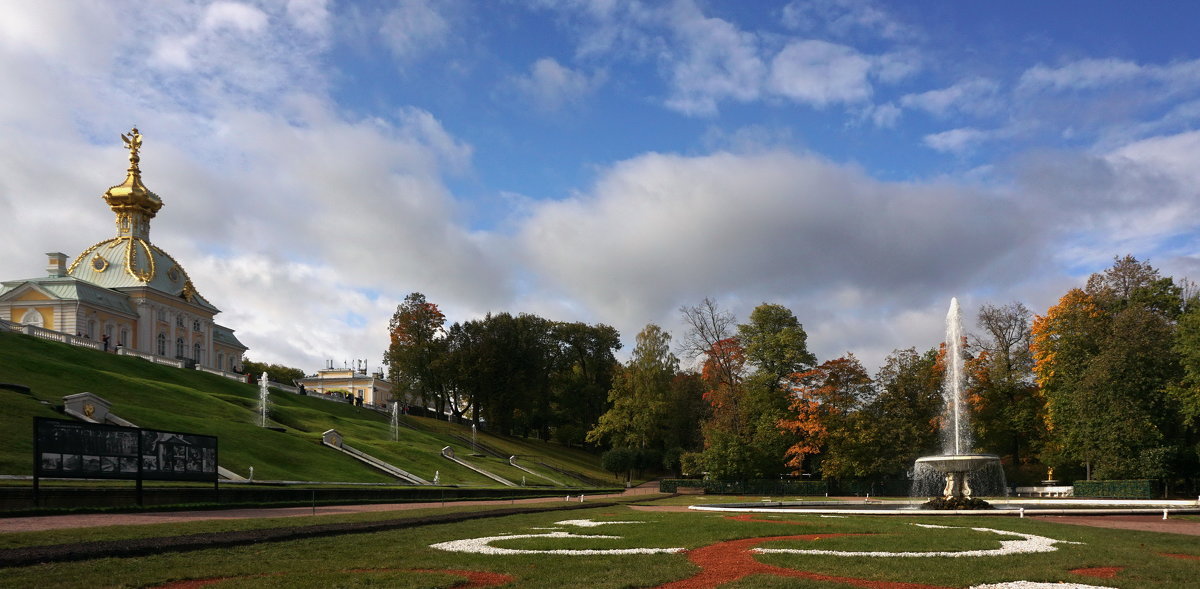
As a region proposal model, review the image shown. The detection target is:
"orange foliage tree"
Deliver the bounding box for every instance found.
[779,354,872,475]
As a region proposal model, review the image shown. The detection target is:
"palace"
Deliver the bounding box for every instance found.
[0,129,247,371]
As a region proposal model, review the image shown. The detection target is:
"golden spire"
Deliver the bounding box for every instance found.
[103,126,162,240]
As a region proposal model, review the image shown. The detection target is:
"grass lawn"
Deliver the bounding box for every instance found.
[3,499,1198,588]
[1,330,609,488]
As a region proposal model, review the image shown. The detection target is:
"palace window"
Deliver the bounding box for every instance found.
[193,343,202,363]
[175,337,185,358]
[193,319,201,331]
[119,328,128,347]
[217,353,224,371]
[157,333,166,355]
[176,316,184,328]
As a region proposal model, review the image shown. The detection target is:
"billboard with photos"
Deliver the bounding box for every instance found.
[34,417,217,482]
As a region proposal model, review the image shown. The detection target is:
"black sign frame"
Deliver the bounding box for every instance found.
[33,417,218,505]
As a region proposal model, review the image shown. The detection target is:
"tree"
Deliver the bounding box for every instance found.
[780,354,873,475]
[587,324,676,449]
[820,348,942,481]
[551,322,622,445]
[1033,256,1185,479]
[385,292,446,411]
[242,359,304,385]
[740,303,817,383]
[967,302,1043,472]
[685,300,817,480]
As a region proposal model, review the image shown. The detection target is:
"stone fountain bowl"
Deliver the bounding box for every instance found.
[914,454,1000,474]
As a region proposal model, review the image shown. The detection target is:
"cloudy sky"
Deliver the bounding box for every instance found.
[4,0,1200,374]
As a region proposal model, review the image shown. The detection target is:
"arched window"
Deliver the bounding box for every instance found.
[176,337,185,358]
[193,343,202,363]
[119,328,128,347]
[20,309,43,328]
[157,333,166,355]
[217,353,224,371]
[87,320,96,339]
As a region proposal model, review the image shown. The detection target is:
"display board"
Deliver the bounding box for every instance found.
[34,417,217,482]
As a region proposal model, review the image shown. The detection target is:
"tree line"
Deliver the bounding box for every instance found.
[385,255,1200,488]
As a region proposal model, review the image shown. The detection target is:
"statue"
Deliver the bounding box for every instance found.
[121,127,142,155]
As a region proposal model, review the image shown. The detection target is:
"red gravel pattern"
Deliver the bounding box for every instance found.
[653,534,949,589]
[1069,566,1123,578]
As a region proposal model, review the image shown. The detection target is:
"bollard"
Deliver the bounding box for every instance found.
[1163,509,1168,520]
[580,494,585,502]
[1019,507,1024,518]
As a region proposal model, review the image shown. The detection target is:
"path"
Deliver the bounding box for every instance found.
[1032,514,1200,536]
[0,486,659,534]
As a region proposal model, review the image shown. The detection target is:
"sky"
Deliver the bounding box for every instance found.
[4,0,1200,375]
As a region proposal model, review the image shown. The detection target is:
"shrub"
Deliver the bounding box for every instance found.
[1073,479,1160,499]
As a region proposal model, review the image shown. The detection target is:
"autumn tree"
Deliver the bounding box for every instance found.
[780,354,873,475]
[385,292,446,411]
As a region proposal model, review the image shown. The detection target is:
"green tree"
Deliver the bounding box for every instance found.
[587,324,676,449]
[1033,256,1185,479]
[242,359,304,385]
[821,348,941,481]
[685,301,817,480]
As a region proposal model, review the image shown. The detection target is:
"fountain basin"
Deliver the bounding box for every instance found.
[914,454,999,474]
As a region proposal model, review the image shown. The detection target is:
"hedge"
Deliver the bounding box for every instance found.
[658,479,828,495]
[1073,479,1160,499]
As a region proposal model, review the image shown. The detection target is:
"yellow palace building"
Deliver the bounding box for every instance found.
[0,129,247,372]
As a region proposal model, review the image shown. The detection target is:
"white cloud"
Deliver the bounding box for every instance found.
[922,127,998,154]
[202,1,269,34]
[510,58,603,112]
[901,78,1000,118]
[516,150,1035,364]
[660,4,766,116]
[780,0,912,41]
[1018,58,1145,93]
[768,40,873,107]
[378,0,451,62]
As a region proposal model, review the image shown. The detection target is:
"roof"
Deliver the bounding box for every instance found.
[0,276,136,316]
[67,238,218,313]
[212,323,247,351]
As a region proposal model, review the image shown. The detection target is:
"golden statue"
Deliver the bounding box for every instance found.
[121,127,142,164]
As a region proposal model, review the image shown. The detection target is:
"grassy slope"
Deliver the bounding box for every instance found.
[0,331,607,486]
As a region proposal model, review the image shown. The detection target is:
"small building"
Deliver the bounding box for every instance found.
[299,364,393,408]
[0,128,247,371]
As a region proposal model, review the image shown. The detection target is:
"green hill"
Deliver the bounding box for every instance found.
[0,330,611,487]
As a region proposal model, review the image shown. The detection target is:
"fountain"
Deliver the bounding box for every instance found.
[391,400,400,441]
[911,298,1002,507]
[258,371,270,427]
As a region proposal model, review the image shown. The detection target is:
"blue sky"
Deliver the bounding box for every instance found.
[4,1,1200,373]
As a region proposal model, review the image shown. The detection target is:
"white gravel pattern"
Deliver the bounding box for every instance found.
[429,531,685,555]
[754,523,1082,558]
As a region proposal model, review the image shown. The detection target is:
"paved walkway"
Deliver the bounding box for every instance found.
[1031,514,1200,536]
[0,486,659,534]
